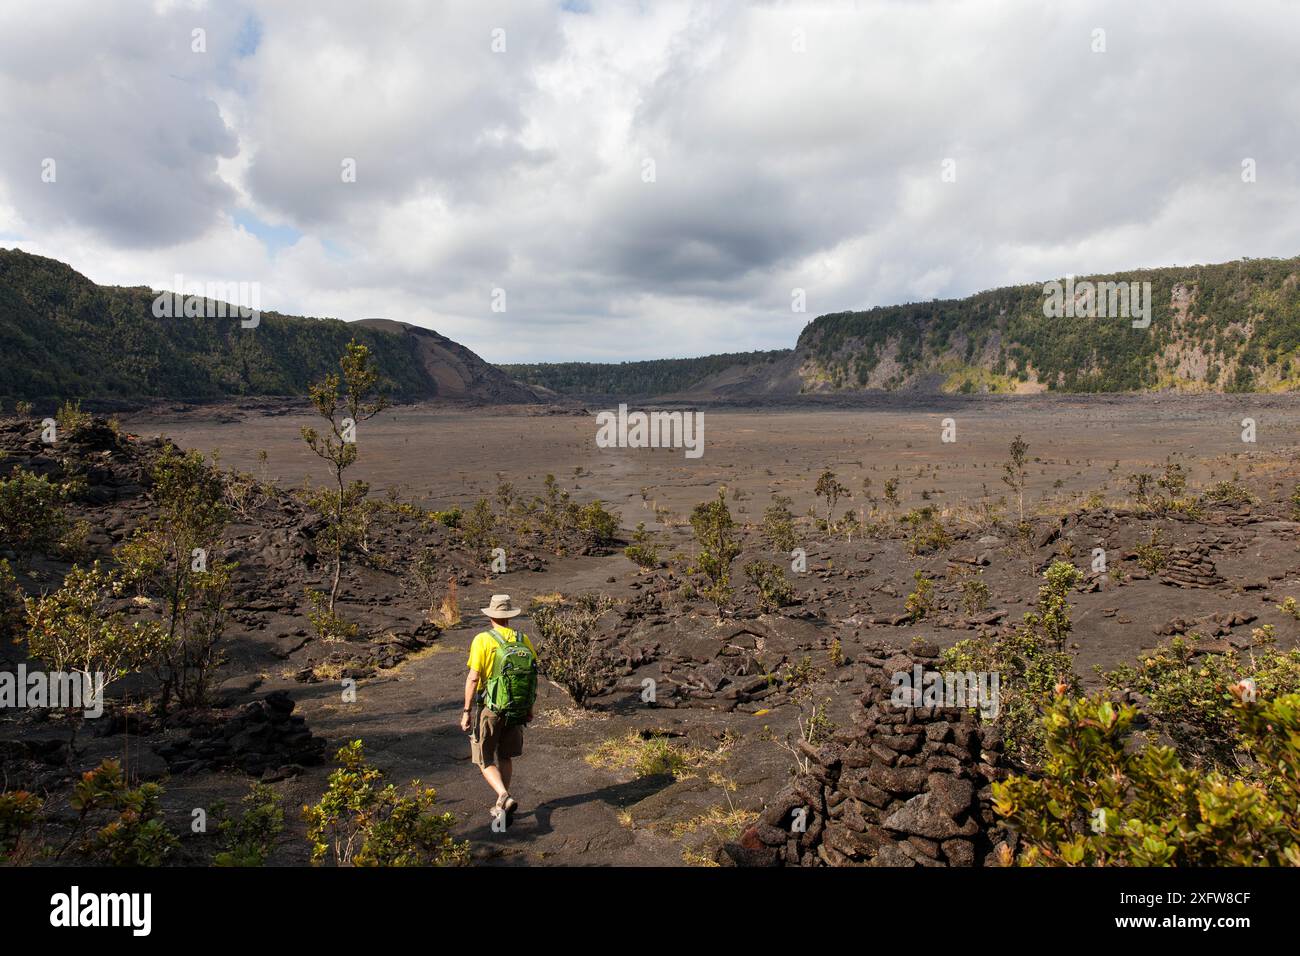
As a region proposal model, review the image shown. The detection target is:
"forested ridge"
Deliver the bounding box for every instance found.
[2,249,454,402]
[796,257,1300,393]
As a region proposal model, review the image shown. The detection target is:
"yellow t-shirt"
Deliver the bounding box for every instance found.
[467,625,536,678]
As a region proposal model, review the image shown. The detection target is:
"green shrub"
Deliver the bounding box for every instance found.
[577,500,620,547]
[623,522,660,569]
[55,399,92,438]
[994,690,1300,866]
[212,783,284,866]
[430,507,463,529]
[1102,630,1300,770]
[461,498,498,559]
[744,560,795,613]
[1133,528,1167,573]
[689,490,741,614]
[0,467,73,566]
[0,559,23,643]
[22,563,166,747]
[304,741,468,867]
[305,588,358,643]
[761,495,797,553]
[68,759,178,866]
[961,574,990,614]
[904,569,936,621]
[1203,479,1258,507]
[901,506,951,554]
[0,790,43,864]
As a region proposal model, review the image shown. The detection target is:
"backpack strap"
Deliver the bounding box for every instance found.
[483,630,507,678]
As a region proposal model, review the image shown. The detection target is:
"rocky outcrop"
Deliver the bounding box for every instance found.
[155,691,326,777]
[725,649,1011,867]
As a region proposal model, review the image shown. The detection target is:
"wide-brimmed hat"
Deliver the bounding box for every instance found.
[480,594,522,619]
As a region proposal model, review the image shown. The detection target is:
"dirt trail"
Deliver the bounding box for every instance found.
[292,554,689,864]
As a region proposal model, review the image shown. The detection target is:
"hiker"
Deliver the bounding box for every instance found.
[461,594,538,826]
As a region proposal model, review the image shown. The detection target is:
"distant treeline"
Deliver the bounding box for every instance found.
[498,350,792,396]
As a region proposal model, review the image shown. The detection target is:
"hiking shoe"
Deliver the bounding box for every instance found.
[502,795,518,826]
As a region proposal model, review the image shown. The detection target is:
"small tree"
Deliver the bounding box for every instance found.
[461,498,499,562]
[534,593,616,708]
[116,446,233,712]
[814,469,849,528]
[689,490,741,616]
[304,741,468,867]
[1002,434,1029,531]
[301,340,389,613]
[883,477,901,511]
[23,563,166,749]
[411,548,443,623]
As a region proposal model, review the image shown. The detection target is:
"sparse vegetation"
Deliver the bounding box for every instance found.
[944,560,1083,765]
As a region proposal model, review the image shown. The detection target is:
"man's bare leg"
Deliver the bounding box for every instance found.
[480,763,508,799]
[498,757,512,792]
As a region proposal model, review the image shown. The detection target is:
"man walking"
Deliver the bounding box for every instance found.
[461,594,538,826]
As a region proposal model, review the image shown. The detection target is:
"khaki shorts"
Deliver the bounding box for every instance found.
[471,706,524,768]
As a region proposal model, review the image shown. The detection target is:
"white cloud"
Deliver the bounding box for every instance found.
[2,0,1299,362]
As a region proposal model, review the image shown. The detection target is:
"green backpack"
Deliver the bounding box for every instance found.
[482,631,538,724]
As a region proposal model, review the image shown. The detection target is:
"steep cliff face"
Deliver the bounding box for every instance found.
[351,318,539,403]
[785,257,1300,395]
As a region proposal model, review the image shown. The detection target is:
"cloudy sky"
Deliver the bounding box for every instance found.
[2,0,1298,363]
